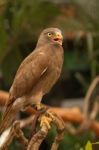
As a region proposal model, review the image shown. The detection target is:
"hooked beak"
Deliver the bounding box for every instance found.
[53,32,63,45]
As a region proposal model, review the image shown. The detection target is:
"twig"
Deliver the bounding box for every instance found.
[26,106,83,123]
[0,109,65,150]
[0,89,99,136]
[27,123,49,150]
[0,90,83,123]
[84,76,99,117]
[76,76,99,134]
[0,91,9,106]
[27,110,65,150]
[13,121,28,147]
[1,76,99,136]
[0,115,35,149]
[51,113,65,150]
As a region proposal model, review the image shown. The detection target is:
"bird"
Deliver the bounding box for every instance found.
[0,27,64,134]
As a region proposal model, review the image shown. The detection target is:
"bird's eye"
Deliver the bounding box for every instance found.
[48,33,52,37]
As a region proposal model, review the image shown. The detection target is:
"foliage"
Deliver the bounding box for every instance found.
[0,0,99,90]
[0,0,59,88]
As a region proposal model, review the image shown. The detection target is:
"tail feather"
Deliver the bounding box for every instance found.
[0,106,16,134]
[0,97,16,134]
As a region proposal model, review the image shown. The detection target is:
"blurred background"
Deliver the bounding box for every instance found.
[0,0,99,149]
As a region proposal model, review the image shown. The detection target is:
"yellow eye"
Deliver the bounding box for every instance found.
[48,33,52,37]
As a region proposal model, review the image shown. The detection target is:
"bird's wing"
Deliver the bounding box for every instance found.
[7,50,50,106]
[0,50,49,132]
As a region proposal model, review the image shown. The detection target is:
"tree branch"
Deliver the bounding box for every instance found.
[0,109,65,150]
[0,76,99,137]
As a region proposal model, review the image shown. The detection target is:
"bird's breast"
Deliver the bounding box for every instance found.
[31,46,64,95]
[41,52,63,94]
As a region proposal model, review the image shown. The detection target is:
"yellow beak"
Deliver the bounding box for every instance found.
[53,32,63,45]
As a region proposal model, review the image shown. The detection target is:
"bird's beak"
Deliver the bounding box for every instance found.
[53,32,63,45]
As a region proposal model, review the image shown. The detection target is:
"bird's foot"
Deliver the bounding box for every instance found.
[39,115,52,129]
[39,111,54,129]
[47,111,55,120]
[33,103,49,111]
[36,103,43,110]
[30,104,49,137]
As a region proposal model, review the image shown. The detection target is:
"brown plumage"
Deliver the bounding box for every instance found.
[0,27,64,133]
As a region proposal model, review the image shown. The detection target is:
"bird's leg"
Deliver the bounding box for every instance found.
[33,103,49,129]
[33,103,48,111]
[30,110,45,137]
[32,103,49,117]
[30,104,49,137]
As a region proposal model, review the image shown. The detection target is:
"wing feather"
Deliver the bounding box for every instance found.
[8,50,49,105]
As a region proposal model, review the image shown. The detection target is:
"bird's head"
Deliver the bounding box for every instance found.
[37,28,63,47]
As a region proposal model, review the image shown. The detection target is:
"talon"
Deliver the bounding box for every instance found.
[47,111,55,120]
[40,116,52,129]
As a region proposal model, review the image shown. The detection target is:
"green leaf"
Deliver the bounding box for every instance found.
[85,141,92,150]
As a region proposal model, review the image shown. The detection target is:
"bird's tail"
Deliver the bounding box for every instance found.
[0,97,16,134]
